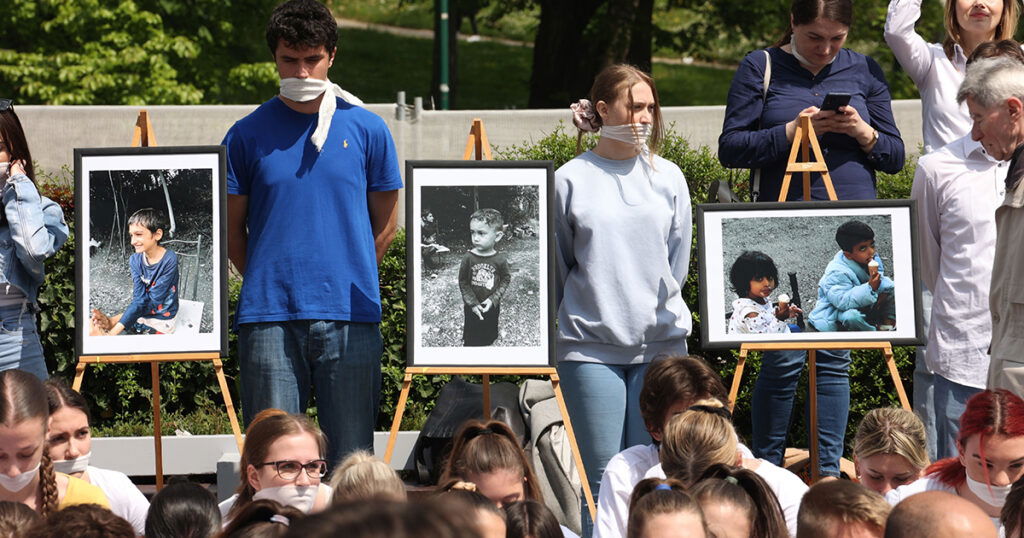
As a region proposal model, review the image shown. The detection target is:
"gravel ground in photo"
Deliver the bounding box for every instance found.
[720,214,893,321]
[419,236,542,347]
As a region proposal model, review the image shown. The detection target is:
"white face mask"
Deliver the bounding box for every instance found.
[279,78,329,103]
[0,462,40,492]
[53,451,91,475]
[600,123,652,151]
[790,33,837,68]
[965,474,1012,507]
[253,485,318,513]
[0,162,8,181]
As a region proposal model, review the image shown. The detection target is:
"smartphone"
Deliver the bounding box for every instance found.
[820,92,852,112]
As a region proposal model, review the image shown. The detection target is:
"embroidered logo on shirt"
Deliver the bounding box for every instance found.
[471,264,496,290]
[343,139,349,149]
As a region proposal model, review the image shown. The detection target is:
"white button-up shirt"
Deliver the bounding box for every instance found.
[885,0,971,153]
[912,134,1007,388]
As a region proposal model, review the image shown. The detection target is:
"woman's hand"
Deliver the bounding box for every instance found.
[812,106,877,151]
[9,161,25,178]
[785,107,820,142]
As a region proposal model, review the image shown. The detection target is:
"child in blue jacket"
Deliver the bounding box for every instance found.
[809,220,895,332]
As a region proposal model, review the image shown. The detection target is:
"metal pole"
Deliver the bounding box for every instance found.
[438,0,450,110]
[396,91,406,121]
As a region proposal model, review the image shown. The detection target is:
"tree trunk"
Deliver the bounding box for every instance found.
[528,0,654,109]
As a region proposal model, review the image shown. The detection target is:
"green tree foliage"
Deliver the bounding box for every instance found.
[0,0,280,105]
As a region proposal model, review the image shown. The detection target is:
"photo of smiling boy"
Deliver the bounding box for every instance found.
[727,251,803,334]
[459,208,511,346]
[90,208,180,336]
[808,220,896,332]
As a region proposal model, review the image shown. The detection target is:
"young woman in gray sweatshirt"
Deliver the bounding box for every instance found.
[556,64,692,528]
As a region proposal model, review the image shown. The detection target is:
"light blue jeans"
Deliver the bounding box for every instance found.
[934,375,981,460]
[558,361,651,537]
[239,320,383,467]
[0,302,47,380]
[752,348,850,477]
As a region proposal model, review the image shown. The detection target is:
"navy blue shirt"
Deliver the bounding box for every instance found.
[718,47,905,201]
[223,97,403,324]
[121,250,179,328]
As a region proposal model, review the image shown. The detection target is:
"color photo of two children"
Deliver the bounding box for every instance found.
[698,202,923,348]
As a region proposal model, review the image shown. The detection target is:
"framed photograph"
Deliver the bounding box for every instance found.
[406,160,555,367]
[697,200,924,349]
[75,146,228,356]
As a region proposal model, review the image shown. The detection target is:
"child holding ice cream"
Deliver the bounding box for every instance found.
[727,251,802,334]
[808,220,896,332]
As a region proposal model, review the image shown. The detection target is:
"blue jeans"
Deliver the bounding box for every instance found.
[0,302,46,380]
[239,320,383,467]
[934,375,981,460]
[558,361,651,537]
[752,348,850,477]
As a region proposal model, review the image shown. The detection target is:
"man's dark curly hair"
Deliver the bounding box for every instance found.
[266,0,338,55]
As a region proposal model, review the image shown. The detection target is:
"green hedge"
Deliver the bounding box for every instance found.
[36,125,918,454]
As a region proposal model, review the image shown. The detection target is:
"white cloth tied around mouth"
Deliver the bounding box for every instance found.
[279,77,364,152]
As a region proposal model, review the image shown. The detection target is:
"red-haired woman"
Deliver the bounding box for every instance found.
[886,389,1024,530]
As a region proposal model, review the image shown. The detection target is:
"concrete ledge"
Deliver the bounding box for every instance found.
[91,430,420,477]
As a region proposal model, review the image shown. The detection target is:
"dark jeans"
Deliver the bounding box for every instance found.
[752,348,851,477]
[239,320,383,466]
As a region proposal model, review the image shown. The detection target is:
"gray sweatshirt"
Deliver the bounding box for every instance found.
[555,151,692,364]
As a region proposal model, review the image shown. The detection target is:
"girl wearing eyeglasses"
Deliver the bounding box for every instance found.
[43,379,149,534]
[0,99,69,381]
[222,409,332,521]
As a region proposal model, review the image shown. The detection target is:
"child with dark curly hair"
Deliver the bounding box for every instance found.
[727,251,802,334]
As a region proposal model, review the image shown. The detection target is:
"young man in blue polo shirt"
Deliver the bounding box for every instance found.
[223,0,402,466]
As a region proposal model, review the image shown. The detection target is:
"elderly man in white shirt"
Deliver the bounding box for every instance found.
[912,132,1007,459]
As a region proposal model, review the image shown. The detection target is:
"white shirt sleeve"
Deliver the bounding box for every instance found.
[912,157,942,291]
[752,460,808,538]
[594,445,659,538]
[884,0,935,86]
[86,466,150,536]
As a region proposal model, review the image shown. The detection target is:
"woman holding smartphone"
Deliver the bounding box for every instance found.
[718,0,906,203]
[717,0,906,481]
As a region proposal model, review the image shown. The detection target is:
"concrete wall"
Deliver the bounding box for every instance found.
[18,100,925,225]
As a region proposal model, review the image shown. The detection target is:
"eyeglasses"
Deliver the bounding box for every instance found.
[0,99,11,112]
[255,459,328,480]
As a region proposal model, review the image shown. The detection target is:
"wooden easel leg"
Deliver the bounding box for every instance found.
[883,345,911,410]
[482,374,491,421]
[728,348,748,412]
[550,374,597,521]
[151,362,164,490]
[808,350,820,484]
[72,361,87,392]
[384,373,413,464]
[213,358,244,453]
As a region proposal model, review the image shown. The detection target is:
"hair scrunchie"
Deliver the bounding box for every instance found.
[570,99,599,133]
[270,514,290,526]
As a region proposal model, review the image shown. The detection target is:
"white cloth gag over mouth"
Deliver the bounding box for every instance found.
[279,78,364,152]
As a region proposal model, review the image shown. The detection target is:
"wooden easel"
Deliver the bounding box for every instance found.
[726,114,910,483]
[73,110,243,490]
[384,120,597,520]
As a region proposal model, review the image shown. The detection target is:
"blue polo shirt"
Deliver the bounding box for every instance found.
[718,47,906,201]
[223,97,403,324]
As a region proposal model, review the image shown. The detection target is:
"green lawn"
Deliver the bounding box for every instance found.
[338,27,735,109]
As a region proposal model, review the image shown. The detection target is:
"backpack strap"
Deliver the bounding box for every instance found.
[751,49,771,201]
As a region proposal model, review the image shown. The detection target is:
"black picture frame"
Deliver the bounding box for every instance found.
[697,199,925,349]
[405,160,556,367]
[74,146,228,357]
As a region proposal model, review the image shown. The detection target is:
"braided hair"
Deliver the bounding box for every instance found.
[0,370,57,515]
